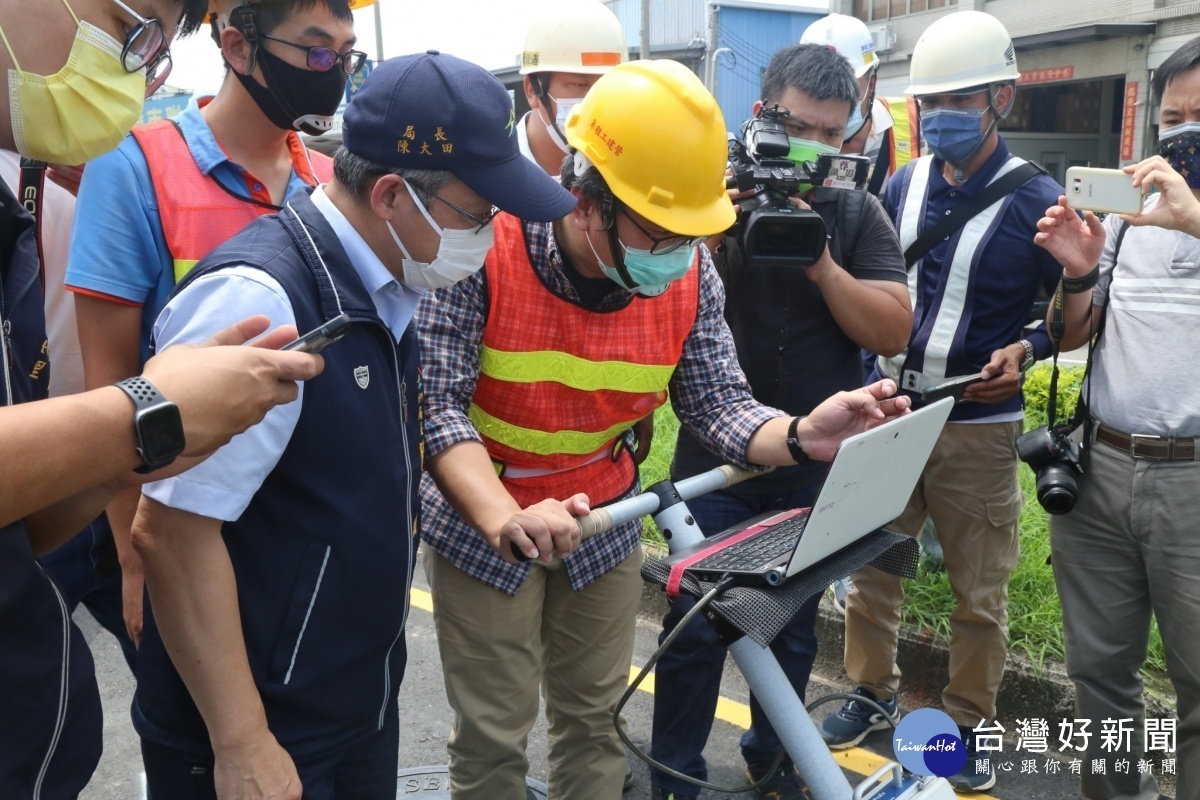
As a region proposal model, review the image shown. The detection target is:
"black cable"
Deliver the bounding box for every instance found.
[804,692,900,730]
[614,577,787,795]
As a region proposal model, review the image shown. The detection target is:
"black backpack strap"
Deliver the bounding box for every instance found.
[835,188,869,268]
[903,160,1046,269]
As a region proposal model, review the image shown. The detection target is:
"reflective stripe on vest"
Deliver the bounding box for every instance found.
[881,155,1027,389]
[477,343,677,394]
[885,96,920,175]
[130,120,332,283]
[470,213,698,506]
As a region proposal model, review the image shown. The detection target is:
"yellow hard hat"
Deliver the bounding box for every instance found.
[564,60,735,237]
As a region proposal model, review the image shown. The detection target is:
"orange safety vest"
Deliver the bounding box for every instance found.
[884,96,921,175]
[471,213,700,509]
[130,118,332,283]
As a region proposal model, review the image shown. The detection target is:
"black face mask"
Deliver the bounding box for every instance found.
[234,44,347,135]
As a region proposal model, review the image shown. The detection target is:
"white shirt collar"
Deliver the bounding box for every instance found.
[309,186,425,337]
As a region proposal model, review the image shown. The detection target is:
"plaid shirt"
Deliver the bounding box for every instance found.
[416,216,785,595]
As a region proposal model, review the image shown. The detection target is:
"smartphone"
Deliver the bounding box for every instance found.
[281,313,352,354]
[921,372,986,404]
[1065,167,1144,216]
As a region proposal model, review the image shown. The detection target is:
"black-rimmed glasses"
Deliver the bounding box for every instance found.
[620,209,704,255]
[112,0,172,97]
[431,195,501,233]
[259,32,368,75]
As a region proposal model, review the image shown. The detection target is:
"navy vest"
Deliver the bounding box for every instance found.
[133,191,420,758]
[0,180,101,797]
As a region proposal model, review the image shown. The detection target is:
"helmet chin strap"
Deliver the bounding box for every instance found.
[603,202,637,291]
[533,75,571,154]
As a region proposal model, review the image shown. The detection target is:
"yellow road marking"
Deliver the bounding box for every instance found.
[411,587,1000,799]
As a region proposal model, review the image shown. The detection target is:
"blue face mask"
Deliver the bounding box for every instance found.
[920,106,988,166]
[844,103,865,142]
[585,230,694,297]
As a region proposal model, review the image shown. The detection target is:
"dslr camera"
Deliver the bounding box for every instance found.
[727,105,870,268]
[1016,425,1083,515]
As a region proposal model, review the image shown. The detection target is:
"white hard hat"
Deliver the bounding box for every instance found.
[519,0,628,75]
[800,14,878,79]
[906,11,1019,96]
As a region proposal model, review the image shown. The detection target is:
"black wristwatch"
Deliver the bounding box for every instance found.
[115,377,186,474]
[785,416,808,464]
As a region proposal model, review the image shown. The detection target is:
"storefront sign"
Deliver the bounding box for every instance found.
[1018,67,1074,85]
[1121,82,1139,161]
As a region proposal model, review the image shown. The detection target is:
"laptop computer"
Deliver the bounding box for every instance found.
[664,398,953,592]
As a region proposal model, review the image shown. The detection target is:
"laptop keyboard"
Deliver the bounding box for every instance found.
[692,510,812,572]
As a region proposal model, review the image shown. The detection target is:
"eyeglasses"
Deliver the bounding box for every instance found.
[620,210,704,255]
[431,194,501,233]
[259,32,368,75]
[111,0,173,97]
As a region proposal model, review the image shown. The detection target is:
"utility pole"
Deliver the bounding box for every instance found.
[640,0,650,59]
[705,2,718,91]
[374,1,385,62]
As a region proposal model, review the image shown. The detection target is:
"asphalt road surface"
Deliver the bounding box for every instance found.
[78,550,1107,800]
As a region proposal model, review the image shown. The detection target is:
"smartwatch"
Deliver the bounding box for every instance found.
[115,377,186,474]
[785,416,808,464]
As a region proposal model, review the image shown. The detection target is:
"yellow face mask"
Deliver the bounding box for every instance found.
[0,0,145,164]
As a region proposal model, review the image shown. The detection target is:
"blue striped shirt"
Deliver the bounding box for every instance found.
[416,217,784,595]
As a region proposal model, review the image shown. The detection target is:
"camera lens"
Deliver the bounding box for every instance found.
[1036,465,1078,515]
[1072,184,1082,194]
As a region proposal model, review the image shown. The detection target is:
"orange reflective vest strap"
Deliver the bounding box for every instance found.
[884,96,921,175]
[470,212,700,507]
[129,120,333,283]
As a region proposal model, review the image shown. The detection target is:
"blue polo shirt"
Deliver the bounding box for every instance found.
[882,138,1064,421]
[64,98,322,363]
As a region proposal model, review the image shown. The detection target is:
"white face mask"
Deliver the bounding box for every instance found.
[538,94,584,154]
[387,180,495,291]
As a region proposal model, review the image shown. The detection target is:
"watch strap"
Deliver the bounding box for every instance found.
[786,416,807,464]
[115,377,176,474]
[1018,339,1036,372]
[115,376,163,409]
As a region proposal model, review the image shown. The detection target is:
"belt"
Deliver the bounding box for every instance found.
[1095,422,1198,461]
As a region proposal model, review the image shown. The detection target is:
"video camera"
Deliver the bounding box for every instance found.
[727,105,871,268]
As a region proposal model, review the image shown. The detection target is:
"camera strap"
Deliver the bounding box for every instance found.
[18,157,47,294]
[867,145,890,197]
[1051,220,1128,441]
[903,161,1046,269]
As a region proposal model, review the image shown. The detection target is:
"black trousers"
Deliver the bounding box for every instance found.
[142,704,399,800]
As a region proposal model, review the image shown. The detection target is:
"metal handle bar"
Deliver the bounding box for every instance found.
[511,465,766,562]
[576,464,765,539]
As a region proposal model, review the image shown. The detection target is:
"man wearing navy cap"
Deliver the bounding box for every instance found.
[130,51,575,800]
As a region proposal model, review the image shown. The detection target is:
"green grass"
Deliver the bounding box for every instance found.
[636,366,1168,676]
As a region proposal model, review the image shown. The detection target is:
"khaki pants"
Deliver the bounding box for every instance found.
[844,420,1023,726]
[423,545,643,800]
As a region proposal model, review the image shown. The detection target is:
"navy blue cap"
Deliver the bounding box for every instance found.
[342,51,576,222]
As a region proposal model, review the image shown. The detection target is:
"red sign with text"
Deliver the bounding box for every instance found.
[1121,82,1139,161]
[1018,67,1075,85]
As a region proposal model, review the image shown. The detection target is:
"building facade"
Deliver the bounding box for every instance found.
[837,0,1197,179]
